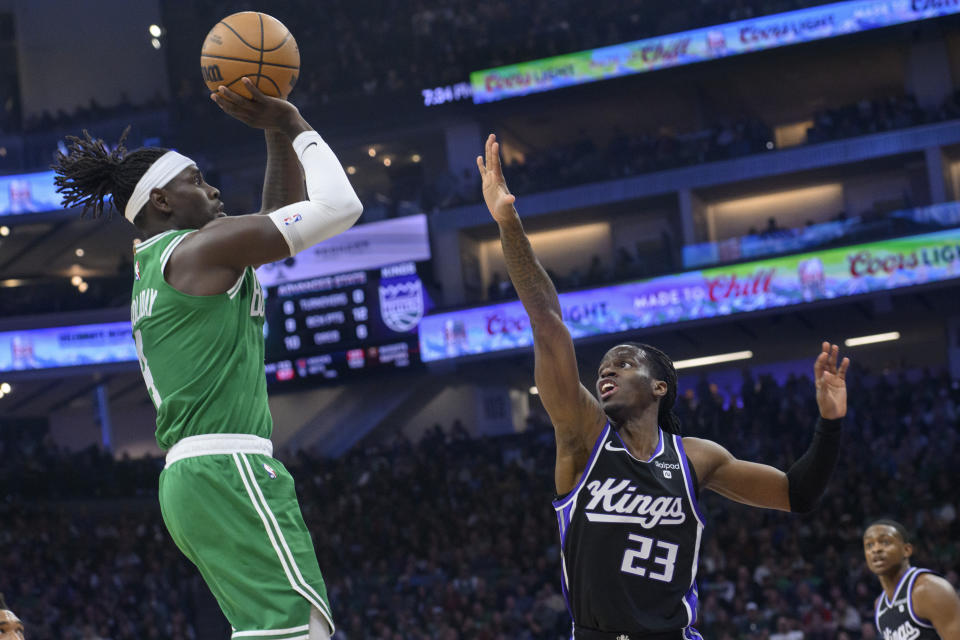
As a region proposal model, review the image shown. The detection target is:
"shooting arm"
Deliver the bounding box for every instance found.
[259,129,306,214]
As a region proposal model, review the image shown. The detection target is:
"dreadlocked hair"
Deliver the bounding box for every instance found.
[51,126,167,221]
[627,342,682,435]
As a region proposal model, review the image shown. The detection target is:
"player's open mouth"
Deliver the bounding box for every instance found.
[600,382,618,399]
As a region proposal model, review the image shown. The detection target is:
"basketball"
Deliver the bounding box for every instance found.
[200,11,299,99]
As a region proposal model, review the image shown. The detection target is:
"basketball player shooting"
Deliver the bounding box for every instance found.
[52,79,361,640]
[477,133,849,640]
[864,519,960,639]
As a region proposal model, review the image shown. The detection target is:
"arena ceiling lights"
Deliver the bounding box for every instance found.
[673,351,754,370]
[843,332,900,347]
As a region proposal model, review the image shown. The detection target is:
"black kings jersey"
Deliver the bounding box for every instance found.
[875,567,940,640]
[554,423,704,638]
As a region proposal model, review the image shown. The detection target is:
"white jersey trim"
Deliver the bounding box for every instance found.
[159,231,195,279]
[906,569,935,629]
[135,229,177,253]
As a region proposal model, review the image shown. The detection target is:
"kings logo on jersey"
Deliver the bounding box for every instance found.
[379,277,425,333]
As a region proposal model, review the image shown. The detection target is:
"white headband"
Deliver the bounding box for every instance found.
[123,150,196,223]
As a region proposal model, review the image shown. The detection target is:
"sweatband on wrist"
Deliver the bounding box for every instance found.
[786,417,842,513]
[124,151,196,223]
[267,131,363,256]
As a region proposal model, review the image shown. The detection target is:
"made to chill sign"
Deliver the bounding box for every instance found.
[419,228,960,361]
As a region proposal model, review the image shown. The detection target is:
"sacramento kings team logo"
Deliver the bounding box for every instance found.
[379,277,425,333]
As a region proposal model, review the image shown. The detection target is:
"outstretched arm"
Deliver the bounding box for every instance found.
[685,342,849,512]
[913,573,960,640]
[478,134,605,494]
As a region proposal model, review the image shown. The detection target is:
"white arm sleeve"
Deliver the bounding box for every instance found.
[267,130,364,256]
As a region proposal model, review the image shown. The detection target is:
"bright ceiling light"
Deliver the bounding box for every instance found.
[149,24,162,37]
[383,157,392,167]
[411,154,421,163]
[0,226,8,236]
[75,248,84,257]
[70,275,82,286]
[151,38,162,49]
[673,350,754,370]
[346,166,357,175]
[529,386,539,395]
[78,282,89,293]
[844,331,900,347]
[367,147,376,157]
[0,383,10,394]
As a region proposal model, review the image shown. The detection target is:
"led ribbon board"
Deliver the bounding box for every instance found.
[470,0,960,103]
[0,322,137,372]
[419,227,960,361]
[0,171,60,216]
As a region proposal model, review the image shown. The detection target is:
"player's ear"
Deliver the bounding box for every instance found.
[903,542,914,559]
[652,379,668,398]
[149,187,172,213]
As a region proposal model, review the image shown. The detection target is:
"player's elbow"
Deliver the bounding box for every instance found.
[326,195,363,232]
[787,489,820,514]
[530,309,566,335]
[343,195,363,226]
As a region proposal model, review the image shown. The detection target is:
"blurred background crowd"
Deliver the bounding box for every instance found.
[4,366,957,639]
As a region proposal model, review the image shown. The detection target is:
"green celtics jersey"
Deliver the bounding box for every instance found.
[131,229,272,450]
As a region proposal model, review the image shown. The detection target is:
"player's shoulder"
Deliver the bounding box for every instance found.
[913,571,957,598]
[912,570,960,620]
[680,436,732,480]
[680,436,731,459]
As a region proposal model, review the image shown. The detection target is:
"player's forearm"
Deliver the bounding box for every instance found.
[260,129,306,213]
[497,214,563,322]
[786,417,842,513]
[264,131,363,256]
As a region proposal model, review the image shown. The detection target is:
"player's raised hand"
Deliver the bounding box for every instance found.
[814,341,850,420]
[211,77,301,132]
[477,133,517,224]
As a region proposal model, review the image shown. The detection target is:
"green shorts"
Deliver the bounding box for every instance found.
[159,451,333,639]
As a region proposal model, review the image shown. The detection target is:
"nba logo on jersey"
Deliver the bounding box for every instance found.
[282,213,302,226]
[263,463,277,479]
[663,470,672,479]
[135,261,141,281]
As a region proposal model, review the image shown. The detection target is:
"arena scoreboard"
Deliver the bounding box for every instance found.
[263,260,429,385]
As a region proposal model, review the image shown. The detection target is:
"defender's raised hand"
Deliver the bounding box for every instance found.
[477,133,517,224]
[211,77,303,134]
[814,341,850,420]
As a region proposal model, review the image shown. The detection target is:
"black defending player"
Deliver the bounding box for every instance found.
[476,134,849,640]
[864,519,960,640]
